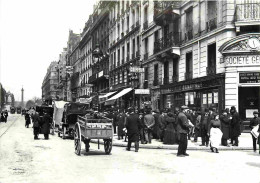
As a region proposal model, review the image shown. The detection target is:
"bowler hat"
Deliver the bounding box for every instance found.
[253,111,259,115]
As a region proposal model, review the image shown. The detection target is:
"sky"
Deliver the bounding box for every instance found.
[0,0,96,101]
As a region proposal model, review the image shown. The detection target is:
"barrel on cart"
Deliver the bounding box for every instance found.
[74,115,113,155]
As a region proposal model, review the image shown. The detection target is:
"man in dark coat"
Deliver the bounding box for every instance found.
[176,106,192,157]
[230,106,240,146]
[25,111,31,128]
[4,110,8,123]
[125,108,141,152]
[249,111,260,152]
[32,112,41,140]
[220,110,230,146]
[152,109,160,140]
[143,108,155,144]
[158,109,167,142]
[200,109,209,146]
[1,112,5,122]
[42,110,52,140]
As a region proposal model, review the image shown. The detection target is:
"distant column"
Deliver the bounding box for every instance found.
[21,87,24,108]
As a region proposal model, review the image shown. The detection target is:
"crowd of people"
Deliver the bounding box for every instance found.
[103,105,260,156]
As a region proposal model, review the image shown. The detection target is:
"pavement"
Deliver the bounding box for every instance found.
[91,132,260,151]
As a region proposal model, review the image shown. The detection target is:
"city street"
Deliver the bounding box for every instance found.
[0,114,260,183]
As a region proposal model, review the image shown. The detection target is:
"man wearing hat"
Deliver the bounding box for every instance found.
[230,106,240,146]
[176,105,193,157]
[249,111,260,152]
[220,109,231,146]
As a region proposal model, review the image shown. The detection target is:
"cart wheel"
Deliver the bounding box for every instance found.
[62,127,66,139]
[74,123,81,155]
[104,139,112,154]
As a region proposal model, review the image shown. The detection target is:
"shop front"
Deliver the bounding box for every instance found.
[161,74,225,113]
[219,33,260,130]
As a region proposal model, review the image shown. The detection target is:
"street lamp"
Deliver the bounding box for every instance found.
[92,44,103,111]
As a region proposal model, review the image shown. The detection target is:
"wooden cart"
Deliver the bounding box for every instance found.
[74,116,113,155]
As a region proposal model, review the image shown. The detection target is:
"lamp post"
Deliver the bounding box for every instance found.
[92,44,103,111]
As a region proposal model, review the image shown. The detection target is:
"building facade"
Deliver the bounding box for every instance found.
[57,48,67,100]
[41,61,59,104]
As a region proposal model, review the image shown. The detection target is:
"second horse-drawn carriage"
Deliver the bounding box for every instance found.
[35,105,54,135]
[58,102,88,139]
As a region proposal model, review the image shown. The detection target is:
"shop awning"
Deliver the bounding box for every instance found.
[99,91,116,99]
[78,97,92,104]
[105,88,133,105]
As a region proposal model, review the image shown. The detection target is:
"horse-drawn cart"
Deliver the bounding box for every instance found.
[74,115,113,155]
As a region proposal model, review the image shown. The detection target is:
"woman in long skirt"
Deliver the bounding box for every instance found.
[209,115,222,153]
[163,112,177,145]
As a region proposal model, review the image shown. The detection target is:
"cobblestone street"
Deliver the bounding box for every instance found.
[0,114,260,183]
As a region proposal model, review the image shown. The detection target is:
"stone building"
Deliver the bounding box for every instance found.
[57,47,67,100]
[41,61,58,104]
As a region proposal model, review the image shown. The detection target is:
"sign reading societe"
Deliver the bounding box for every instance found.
[225,55,260,67]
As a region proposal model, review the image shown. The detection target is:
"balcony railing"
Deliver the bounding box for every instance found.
[126,28,129,34]
[185,72,193,80]
[154,32,181,54]
[163,77,169,85]
[143,20,148,30]
[236,3,260,22]
[206,66,216,75]
[206,17,217,32]
[144,52,148,60]
[154,1,182,18]
[121,32,124,38]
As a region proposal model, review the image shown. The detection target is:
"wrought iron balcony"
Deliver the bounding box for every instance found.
[206,67,216,75]
[185,72,193,80]
[206,17,217,32]
[154,1,181,26]
[144,52,148,60]
[143,20,148,30]
[154,32,180,54]
[163,77,169,85]
[236,3,260,23]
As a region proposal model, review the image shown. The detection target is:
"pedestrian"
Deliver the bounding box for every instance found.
[208,114,222,153]
[163,111,177,145]
[25,111,31,128]
[4,110,8,123]
[230,106,240,146]
[152,109,160,140]
[249,111,260,152]
[42,109,52,140]
[200,109,210,147]
[143,108,155,144]
[158,109,167,142]
[138,109,146,144]
[0,111,5,123]
[176,106,192,157]
[125,108,141,152]
[32,112,41,140]
[193,111,202,142]
[117,109,127,140]
[220,109,230,146]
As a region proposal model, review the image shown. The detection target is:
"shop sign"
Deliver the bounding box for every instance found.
[239,72,260,83]
[98,70,103,77]
[135,89,150,94]
[225,55,260,67]
[130,66,144,73]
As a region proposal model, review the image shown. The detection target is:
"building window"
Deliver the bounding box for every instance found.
[154,64,158,86]
[207,43,216,75]
[144,67,148,89]
[207,1,217,32]
[185,52,193,80]
[185,8,193,40]
[164,61,169,84]
[122,46,125,64]
[117,49,120,66]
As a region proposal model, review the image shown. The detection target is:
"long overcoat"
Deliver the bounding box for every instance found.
[230,112,241,138]
[220,115,230,139]
[117,113,126,136]
[152,113,160,138]
[41,113,52,134]
[125,113,141,142]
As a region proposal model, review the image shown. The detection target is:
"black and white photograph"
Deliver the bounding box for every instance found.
[0,0,260,182]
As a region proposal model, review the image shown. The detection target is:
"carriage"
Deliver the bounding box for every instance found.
[58,102,88,139]
[35,105,54,134]
[16,106,22,114]
[10,107,16,114]
[74,115,113,155]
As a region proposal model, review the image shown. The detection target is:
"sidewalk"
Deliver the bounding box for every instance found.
[91,133,259,151]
